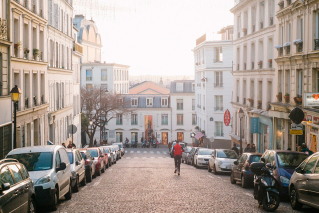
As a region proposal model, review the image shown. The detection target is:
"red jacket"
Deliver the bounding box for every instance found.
[173,144,184,156]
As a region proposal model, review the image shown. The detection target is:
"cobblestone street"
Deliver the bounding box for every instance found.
[48,147,314,213]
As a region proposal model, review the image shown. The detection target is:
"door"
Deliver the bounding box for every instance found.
[177,132,183,142]
[59,149,71,196]
[76,151,85,182]
[162,132,168,145]
[0,166,20,213]
[234,155,244,179]
[299,155,319,201]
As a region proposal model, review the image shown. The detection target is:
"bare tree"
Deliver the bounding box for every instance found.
[81,86,133,147]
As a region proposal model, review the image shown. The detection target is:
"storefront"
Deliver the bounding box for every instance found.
[131,132,138,143]
[257,115,273,153]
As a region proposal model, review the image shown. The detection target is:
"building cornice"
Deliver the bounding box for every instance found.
[82,62,130,68]
[233,25,276,44]
[48,67,73,75]
[192,40,233,51]
[16,103,49,117]
[49,105,73,117]
[61,0,74,10]
[12,57,48,66]
[232,68,275,74]
[79,39,102,48]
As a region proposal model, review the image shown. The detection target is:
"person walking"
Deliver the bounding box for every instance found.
[172,141,184,176]
[231,144,239,156]
[244,144,251,152]
[250,144,256,152]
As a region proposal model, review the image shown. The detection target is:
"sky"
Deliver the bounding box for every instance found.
[74,0,234,76]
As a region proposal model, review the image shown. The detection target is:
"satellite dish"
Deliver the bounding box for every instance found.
[289,107,304,124]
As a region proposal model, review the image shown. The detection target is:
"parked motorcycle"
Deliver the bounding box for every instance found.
[125,142,130,148]
[142,142,146,148]
[146,141,150,148]
[152,142,157,148]
[131,142,137,148]
[250,161,280,212]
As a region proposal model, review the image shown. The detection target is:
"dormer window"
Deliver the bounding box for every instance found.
[131,98,138,106]
[161,98,168,106]
[146,98,153,106]
[176,83,183,92]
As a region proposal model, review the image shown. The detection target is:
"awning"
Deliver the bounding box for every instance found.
[274,45,282,49]
[293,39,303,45]
[283,42,291,47]
[194,132,204,140]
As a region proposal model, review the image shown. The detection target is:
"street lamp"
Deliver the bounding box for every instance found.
[10,85,21,149]
[238,108,244,155]
[100,87,109,145]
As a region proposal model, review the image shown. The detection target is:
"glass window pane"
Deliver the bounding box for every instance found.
[0,167,15,186]
[16,164,29,179]
[304,156,319,174]
[8,164,23,183]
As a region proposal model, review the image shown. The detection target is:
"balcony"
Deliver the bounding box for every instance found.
[214,132,224,137]
[0,19,8,40]
[214,107,223,111]
[260,21,263,29]
[73,42,83,54]
[315,39,319,50]
[214,83,223,87]
[270,17,273,26]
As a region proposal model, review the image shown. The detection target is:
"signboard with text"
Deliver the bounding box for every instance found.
[290,129,303,135]
[313,117,319,125]
[304,93,319,107]
[224,109,231,126]
[251,117,259,133]
[109,130,115,138]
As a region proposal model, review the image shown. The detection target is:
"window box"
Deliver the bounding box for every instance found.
[247,98,254,103]
[278,1,284,9]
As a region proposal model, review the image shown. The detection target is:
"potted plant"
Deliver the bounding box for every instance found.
[247,98,254,103]
[257,101,262,109]
[258,61,262,65]
[24,48,30,54]
[195,126,199,130]
[33,48,39,56]
[257,100,262,104]
[284,93,290,102]
[293,96,302,105]
[276,92,282,101]
[201,130,205,135]
[278,1,284,6]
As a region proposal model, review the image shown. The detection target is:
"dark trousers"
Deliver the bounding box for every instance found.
[174,155,181,172]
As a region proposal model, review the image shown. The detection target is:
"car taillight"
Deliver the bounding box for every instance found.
[85,160,90,165]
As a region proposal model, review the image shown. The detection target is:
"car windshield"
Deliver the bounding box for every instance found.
[7,152,53,171]
[198,149,213,155]
[217,150,238,159]
[67,152,74,164]
[104,148,110,153]
[87,150,98,157]
[277,152,308,168]
[250,155,261,163]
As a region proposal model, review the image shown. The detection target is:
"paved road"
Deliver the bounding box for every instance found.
[42,147,314,213]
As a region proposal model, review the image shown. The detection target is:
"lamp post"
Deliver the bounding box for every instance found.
[89,119,93,147]
[238,108,244,155]
[100,87,108,145]
[10,85,21,149]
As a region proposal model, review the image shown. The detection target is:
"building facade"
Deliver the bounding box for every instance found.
[230,0,276,153]
[193,30,233,149]
[10,0,49,149]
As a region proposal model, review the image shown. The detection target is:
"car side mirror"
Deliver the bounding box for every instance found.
[260,157,265,163]
[1,183,10,191]
[295,167,305,174]
[57,162,66,172]
[234,161,238,165]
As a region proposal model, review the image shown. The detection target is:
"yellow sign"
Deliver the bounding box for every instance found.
[290,130,303,135]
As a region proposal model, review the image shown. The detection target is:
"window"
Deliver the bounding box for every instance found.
[161,114,168,125]
[192,83,195,91]
[16,164,29,179]
[55,151,61,168]
[86,70,92,81]
[176,83,183,92]
[177,99,183,110]
[131,114,138,125]
[101,70,107,81]
[116,114,123,125]
[8,164,23,183]
[116,132,123,142]
[215,96,223,111]
[215,121,224,137]
[315,159,319,173]
[131,98,138,106]
[192,99,195,110]
[303,156,319,174]
[215,47,223,62]
[297,70,303,96]
[0,167,14,185]
[215,72,223,87]
[161,98,168,106]
[146,98,153,106]
[192,114,196,125]
[177,114,183,125]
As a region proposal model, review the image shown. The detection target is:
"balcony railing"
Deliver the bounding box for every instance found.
[214,107,223,111]
[74,42,83,54]
[33,96,37,106]
[297,43,303,53]
[214,83,223,87]
[214,132,224,137]
[279,1,284,10]
[0,18,8,40]
[315,39,319,50]
[270,17,273,26]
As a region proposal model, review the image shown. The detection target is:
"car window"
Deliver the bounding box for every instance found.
[0,166,15,186]
[104,148,110,153]
[75,152,80,162]
[59,149,70,164]
[77,151,83,161]
[8,164,24,183]
[216,150,238,159]
[56,151,61,168]
[87,152,92,159]
[67,152,74,164]
[250,155,261,163]
[80,152,86,159]
[315,159,319,174]
[88,149,98,157]
[16,164,29,179]
[303,156,319,174]
[268,152,275,165]
[277,152,308,168]
[262,151,270,162]
[198,149,213,155]
[238,155,245,163]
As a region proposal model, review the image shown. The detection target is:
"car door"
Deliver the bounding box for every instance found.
[234,155,243,179]
[55,150,65,197]
[16,163,32,213]
[59,149,71,196]
[76,151,85,181]
[308,158,319,207]
[0,166,19,213]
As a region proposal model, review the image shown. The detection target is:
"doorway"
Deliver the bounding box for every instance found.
[131,132,138,143]
[162,132,168,144]
[116,132,123,142]
[177,132,184,142]
[144,115,153,142]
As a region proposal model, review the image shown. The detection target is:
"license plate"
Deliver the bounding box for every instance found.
[205,162,208,164]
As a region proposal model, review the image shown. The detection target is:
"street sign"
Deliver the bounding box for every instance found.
[224,109,231,126]
[291,123,303,130]
[251,117,259,133]
[289,107,304,124]
[290,129,303,135]
[68,125,77,134]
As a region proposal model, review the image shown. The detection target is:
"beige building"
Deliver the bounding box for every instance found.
[10,0,49,148]
[270,0,319,152]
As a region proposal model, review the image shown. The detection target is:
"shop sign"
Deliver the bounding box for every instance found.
[313,117,319,125]
[109,130,115,138]
[310,127,318,134]
[224,109,231,126]
[307,115,312,121]
[290,129,303,135]
[304,93,319,107]
[251,117,259,133]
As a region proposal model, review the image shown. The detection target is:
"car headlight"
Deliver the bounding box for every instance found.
[280,176,290,185]
[261,178,268,186]
[36,175,51,185]
[71,171,76,179]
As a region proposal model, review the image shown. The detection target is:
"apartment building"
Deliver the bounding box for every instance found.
[10,0,49,148]
[270,0,319,153]
[193,29,233,149]
[230,0,276,153]
[0,0,12,159]
[47,0,75,145]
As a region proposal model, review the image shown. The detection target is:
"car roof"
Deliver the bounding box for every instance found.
[243,152,263,155]
[8,145,63,155]
[65,148,78,153]
[268,150,307,154]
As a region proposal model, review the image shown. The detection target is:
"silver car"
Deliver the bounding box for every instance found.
[106,146,117,164]
[193,148,214,168]
[113,142,125,156]
[66,149,86,192]
[182,147,192,164]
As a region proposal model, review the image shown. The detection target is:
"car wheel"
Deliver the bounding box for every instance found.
[87,170,92,182]
[50,189,58,211]
[230,172,236,184]
[195,161,199,169]
[213,164,218,175]
[28,197,36,213]
[65,183,72,200]
[290,187,303,210]
[81,174,87,186]
[241,175,248,188]
[73,177,80,192]
[208,163,212,172]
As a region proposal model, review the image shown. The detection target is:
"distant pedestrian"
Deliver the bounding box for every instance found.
[172,141,184,176]
[244,144,251,153]
[297,146,302,152]
[156,140,159,148]
[250,144,256,152]
[62,143,66,148]
[301,143,313,155]
[67,141,75,148]
[231,144,239,156]
[94,139,97,147]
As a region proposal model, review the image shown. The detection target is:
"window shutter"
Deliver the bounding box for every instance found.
[54,4,58,28]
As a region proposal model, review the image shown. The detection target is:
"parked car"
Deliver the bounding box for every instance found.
[107,146,117,164]
[6,145,72,210]
[101,146,113,166]
[79,149,96,182]
[289,152,319,210]
[186,147,200,165]
[182,147,192,163]
[260,150,308,197]
[230,153,262,188]
[112,145,122,160]
[170,142,186,158]
[66,149,86,192]
[194,148,214,168]
[0,158,36,213]
[208,149,238,174]
[85,148,105,176]
[113,142,125,156]
[98,147,109,170]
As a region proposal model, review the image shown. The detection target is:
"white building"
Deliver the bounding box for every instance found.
[47,0,75,146]
[10,0,49,148]
[193,29,233,149]
[170,80,196,144]
[230,0,276,153]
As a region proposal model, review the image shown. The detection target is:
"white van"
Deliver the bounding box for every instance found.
[6,145,72,210]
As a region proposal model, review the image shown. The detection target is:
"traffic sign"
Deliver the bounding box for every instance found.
[290,129,303,135]
[224,109,231,126]
[291,123,303,130]
[68,125,78,134]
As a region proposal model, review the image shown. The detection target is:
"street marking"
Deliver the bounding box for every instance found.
[144,151,147,153]
[134,157,138,159]
[157,151,160,154]
[142,157,146,159]
[150,157,155,159]
[163,152,167,154]
[150,151,154,153]
[126,157,131,159]
[158,157,163,158]
[244,193,254,198]
[137,151,140,153]
[125,151,127,153]
[130,151,134,153]
[93,181,101,186]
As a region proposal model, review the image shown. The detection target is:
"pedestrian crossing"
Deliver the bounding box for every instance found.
[125,150,168,155]
[125,156,172,159]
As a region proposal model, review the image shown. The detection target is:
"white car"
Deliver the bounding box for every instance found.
[208,149,238,174]
[6,145,72,210]
[193,148,214,168]
[66,149,86,192]
[113,142,125,156]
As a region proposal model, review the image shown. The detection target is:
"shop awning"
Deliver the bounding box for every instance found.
[194,132,204,140]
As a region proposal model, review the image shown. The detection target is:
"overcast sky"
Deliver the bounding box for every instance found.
[74,0,234,76]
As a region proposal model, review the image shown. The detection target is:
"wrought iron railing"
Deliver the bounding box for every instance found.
[297,43,303,53]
